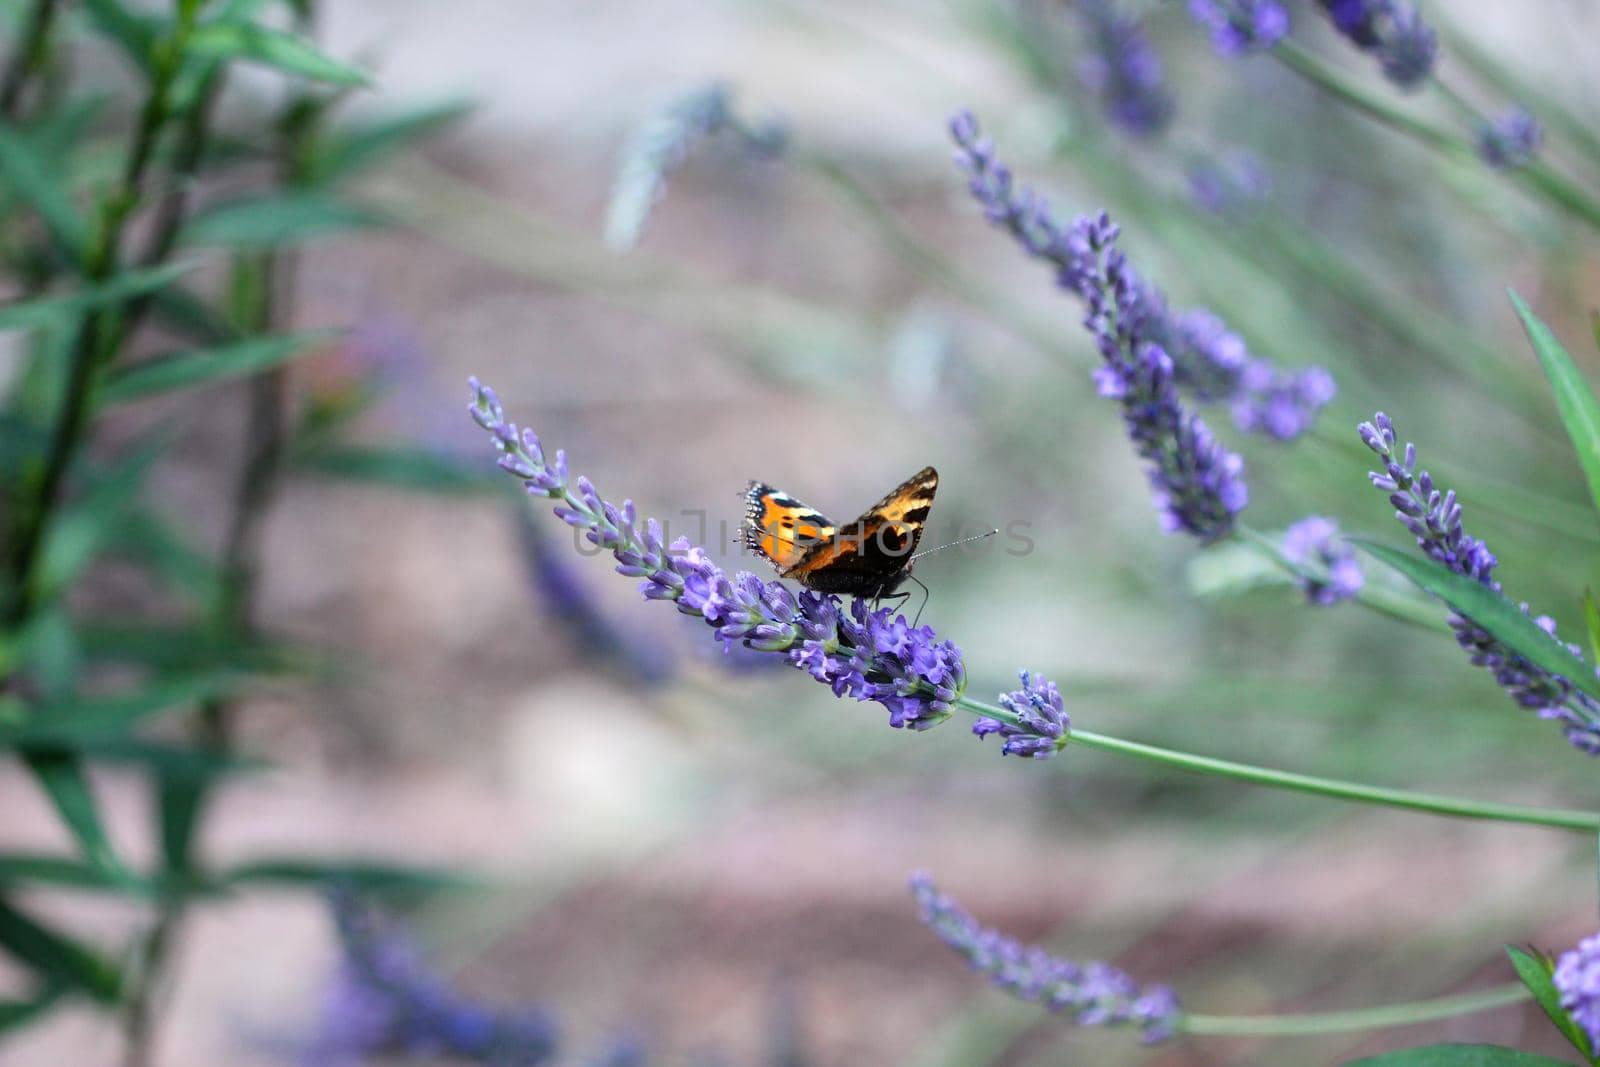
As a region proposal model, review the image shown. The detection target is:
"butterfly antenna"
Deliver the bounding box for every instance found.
[910,528,998,561]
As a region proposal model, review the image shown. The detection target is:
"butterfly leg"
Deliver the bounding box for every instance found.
[872,590,912,616]
[907,574,931,627]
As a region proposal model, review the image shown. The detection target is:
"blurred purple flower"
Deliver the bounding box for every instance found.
[303,891,560,1067]
[470,379,966,733]
[1173,310,1336,441]
[1316,0,1436,88]
[1075,0,1174,137]
[1555,934,1600,1052]
[1186,152,1270,216]
[909,874,1181,1042]
[1187,0,1289,56]
[1281,516,1363,605]
[1477,107,1543,170]
[950,112,1249,539]
[973,670,1069,758]
[1361,413,1600,753]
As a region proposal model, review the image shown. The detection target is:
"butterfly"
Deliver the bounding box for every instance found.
[740,466,939,601]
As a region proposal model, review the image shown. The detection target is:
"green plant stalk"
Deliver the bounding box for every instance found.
[2,8,201,635]
[0,0,60,119]
[950,695,1599,830]
[1182,982,1529,1036]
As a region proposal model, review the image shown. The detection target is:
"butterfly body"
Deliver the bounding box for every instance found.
[741,466,939,600]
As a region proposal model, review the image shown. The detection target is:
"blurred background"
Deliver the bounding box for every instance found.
[4,1,1600,1064]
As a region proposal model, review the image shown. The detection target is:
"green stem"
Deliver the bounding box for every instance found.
[0,0,60,119]
[1271,40,1461,154]
[952,695,1600,831]
[1183,982,1529,1037]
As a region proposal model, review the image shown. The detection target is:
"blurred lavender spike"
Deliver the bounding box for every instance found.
[909,874,1181,1043]
[605,82,786,251]
[1316,0,1437,89]
[1555,933,1600,1051]
[1187,0,1290,56]
[1075,0,1174,138]
[1477,107,1543,170]
[302,890,561,1066]
[1186,151,1270,216]
[1281,516,1364,605]
[1360,413,1600,753]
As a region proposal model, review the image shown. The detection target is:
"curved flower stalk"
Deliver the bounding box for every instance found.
[469,379,964,733]
[303,891,561,1066]
[1316,0,1437,89]
[1280,516,1364,606]
[1477,107,1544,171]
[604,82,786,251]
[1187,0,1289,56]
[910,874,1181,1043]
[1074,0,1173,138]
[1360,412,1600,754]
[949,113,1333,459]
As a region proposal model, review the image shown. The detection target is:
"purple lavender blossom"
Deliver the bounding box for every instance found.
[1186,152,1270,217]
[949,112,1331,458]
[303,892,560,1067]
[1075,0,1174,138]
[950,112,1255,540]
[1360,413,1600,753]
[1477,107,1543,170]
[974,670,1069,758]
[909,874,1181,1043]
[1555,934,1600,1052]
[1187,0,1289,56]
[470,379,965,733]
[1316,0,1437,89]
[1281,516,1363,605]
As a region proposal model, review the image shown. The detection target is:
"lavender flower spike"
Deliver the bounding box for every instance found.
[1317,0,1437,89]
[1075,0,1174,138]
[910,874,1181,1043]
[469,378,965,734]
[1360,412,1600,753]
[1187,0,1290,56]
[950,113,1252,540]
[1281,516,1363,606]
[1555,934,1600,1052]
[974,671,1069,758]
[1478,107,1543,170]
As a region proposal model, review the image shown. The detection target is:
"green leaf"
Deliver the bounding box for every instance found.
[35,432,169,599]
[0,853,156,895]
[0,988,63,1035]
[1507,946,1594,1059]
[0,895,121,1002]
[0,671,245,746]
[99,330,333,404]
[0,125,89,259]
[223,858,475,894]
[1352,540,1600,704]
[1344,1046,1577,1066]
[182,192,385,248]
[295,444,502,495]
[0,263,192,333]
[1585,590,1600,669]
[108,508,224,606]
[38,737,263,779]
[21,751,129,880]
[79,0,162,72]
[1510,291,1600,525]
[188,21,370,86]
[314,99,473,183]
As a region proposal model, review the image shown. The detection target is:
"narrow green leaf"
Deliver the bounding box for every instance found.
[99,331,333,404]
[0,125,89,258]
[295,444,502,495]
[0,895,121,1002]
[1585,589,1600,667]
[314,99,473,182]
[1353,540,1600,704]
[1344,1046,1577,1066]
[22,751,128,879]
[1510,291,1600,524]
[0,671,245,746]
[0,263,192,332]
[182,193,385,248]
[108,508,224,606]
[29,737,264,779]
[1507,946,1594,1059]
[79,0,162,71]
[35,432,169,598]
[0,854,156,896]
[0,988,62,1035]
[188,21,370,86]
[223,858,475,894]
